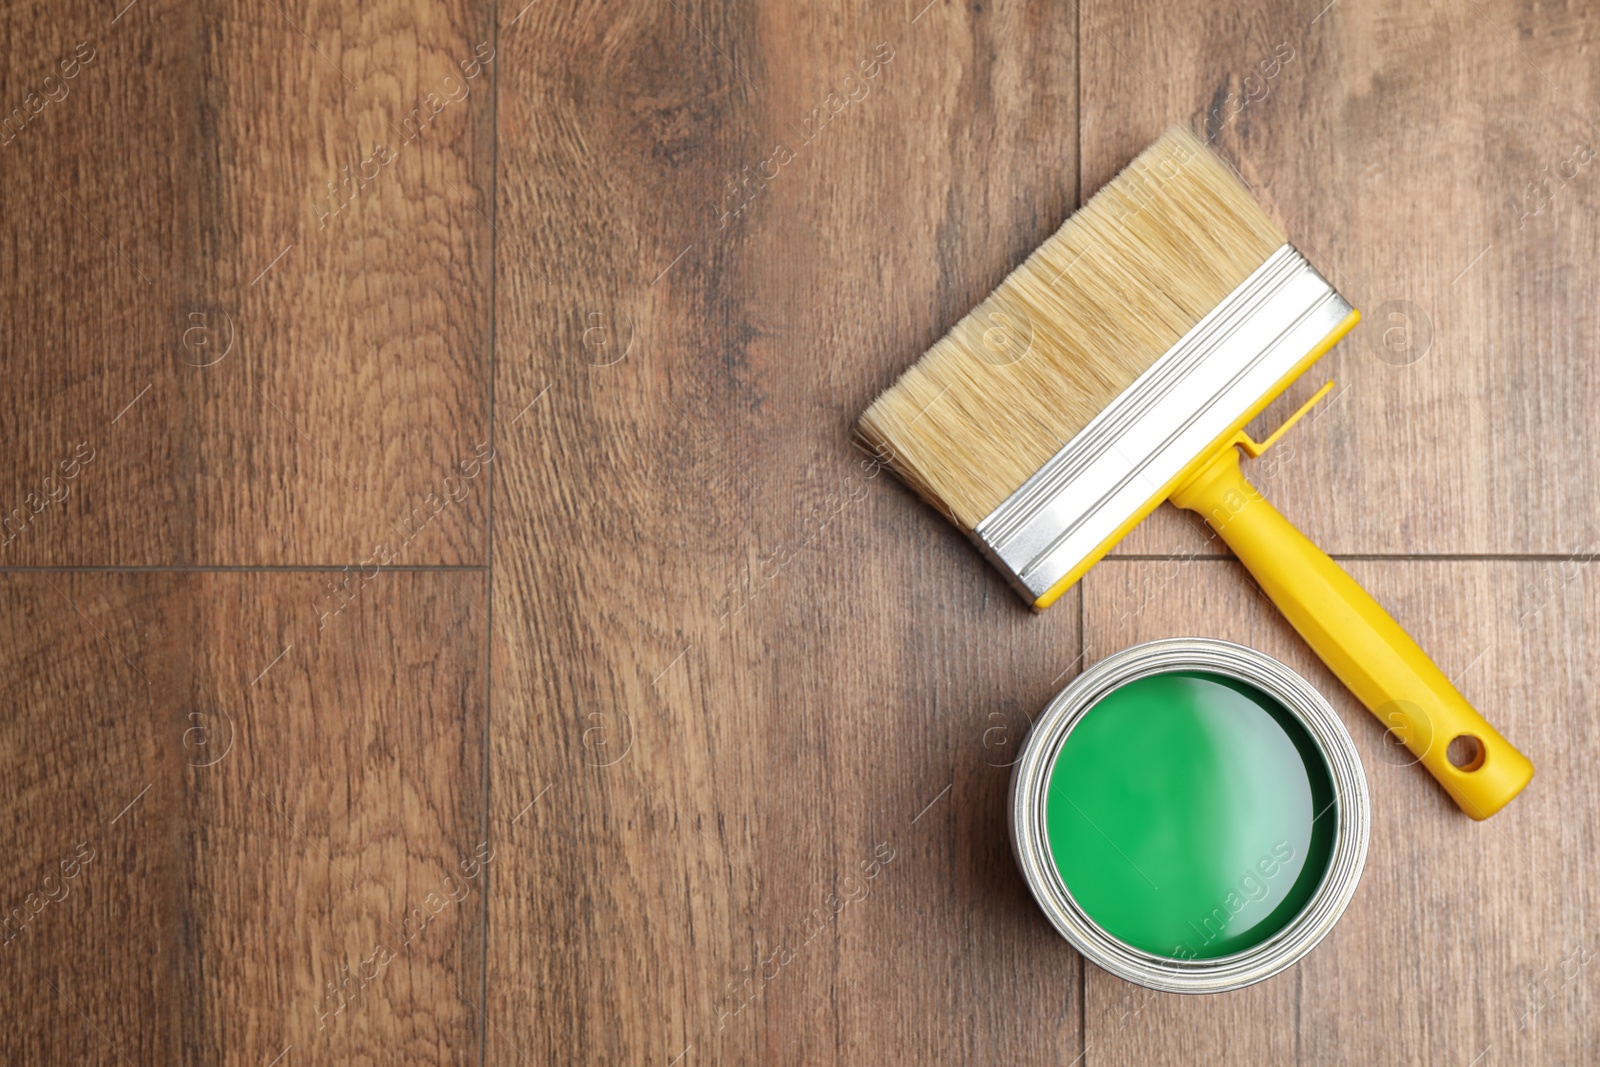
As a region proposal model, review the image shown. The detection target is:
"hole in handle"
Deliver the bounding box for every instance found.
[1447,734,1486,772]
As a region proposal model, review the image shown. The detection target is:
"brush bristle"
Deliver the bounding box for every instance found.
[858,126,1286,531]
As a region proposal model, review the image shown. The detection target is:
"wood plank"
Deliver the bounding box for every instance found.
[0,572,488,1064]
[0,0,491,566]
[488,0,1084,1061]
[1081,557,1598,1066]
[1079,0,1600,558]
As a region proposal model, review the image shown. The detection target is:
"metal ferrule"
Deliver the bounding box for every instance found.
[1010,639,1371,993]
[973,244,1353,603]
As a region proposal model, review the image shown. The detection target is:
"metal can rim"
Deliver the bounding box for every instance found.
[1009,638,1371,994]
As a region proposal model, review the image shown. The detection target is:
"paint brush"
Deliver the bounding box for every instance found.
[858,126,1532,818]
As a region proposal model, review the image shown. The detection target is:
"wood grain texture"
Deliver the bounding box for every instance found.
[0,0,491,566]
[1083,557,1599,1066]
[488,0,1083,1062]
[4,0,1599,1063]
[1081,0,1600,558]
[0,572,487,1065]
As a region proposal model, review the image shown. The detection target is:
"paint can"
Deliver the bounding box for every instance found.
[1010,638,1369,993]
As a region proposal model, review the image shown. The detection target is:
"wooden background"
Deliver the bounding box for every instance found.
[2,0,1596,1063]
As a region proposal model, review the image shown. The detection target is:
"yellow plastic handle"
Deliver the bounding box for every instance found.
[1170,446,1534,819]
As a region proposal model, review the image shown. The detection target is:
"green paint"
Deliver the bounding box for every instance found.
[1045,671,1336,960]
